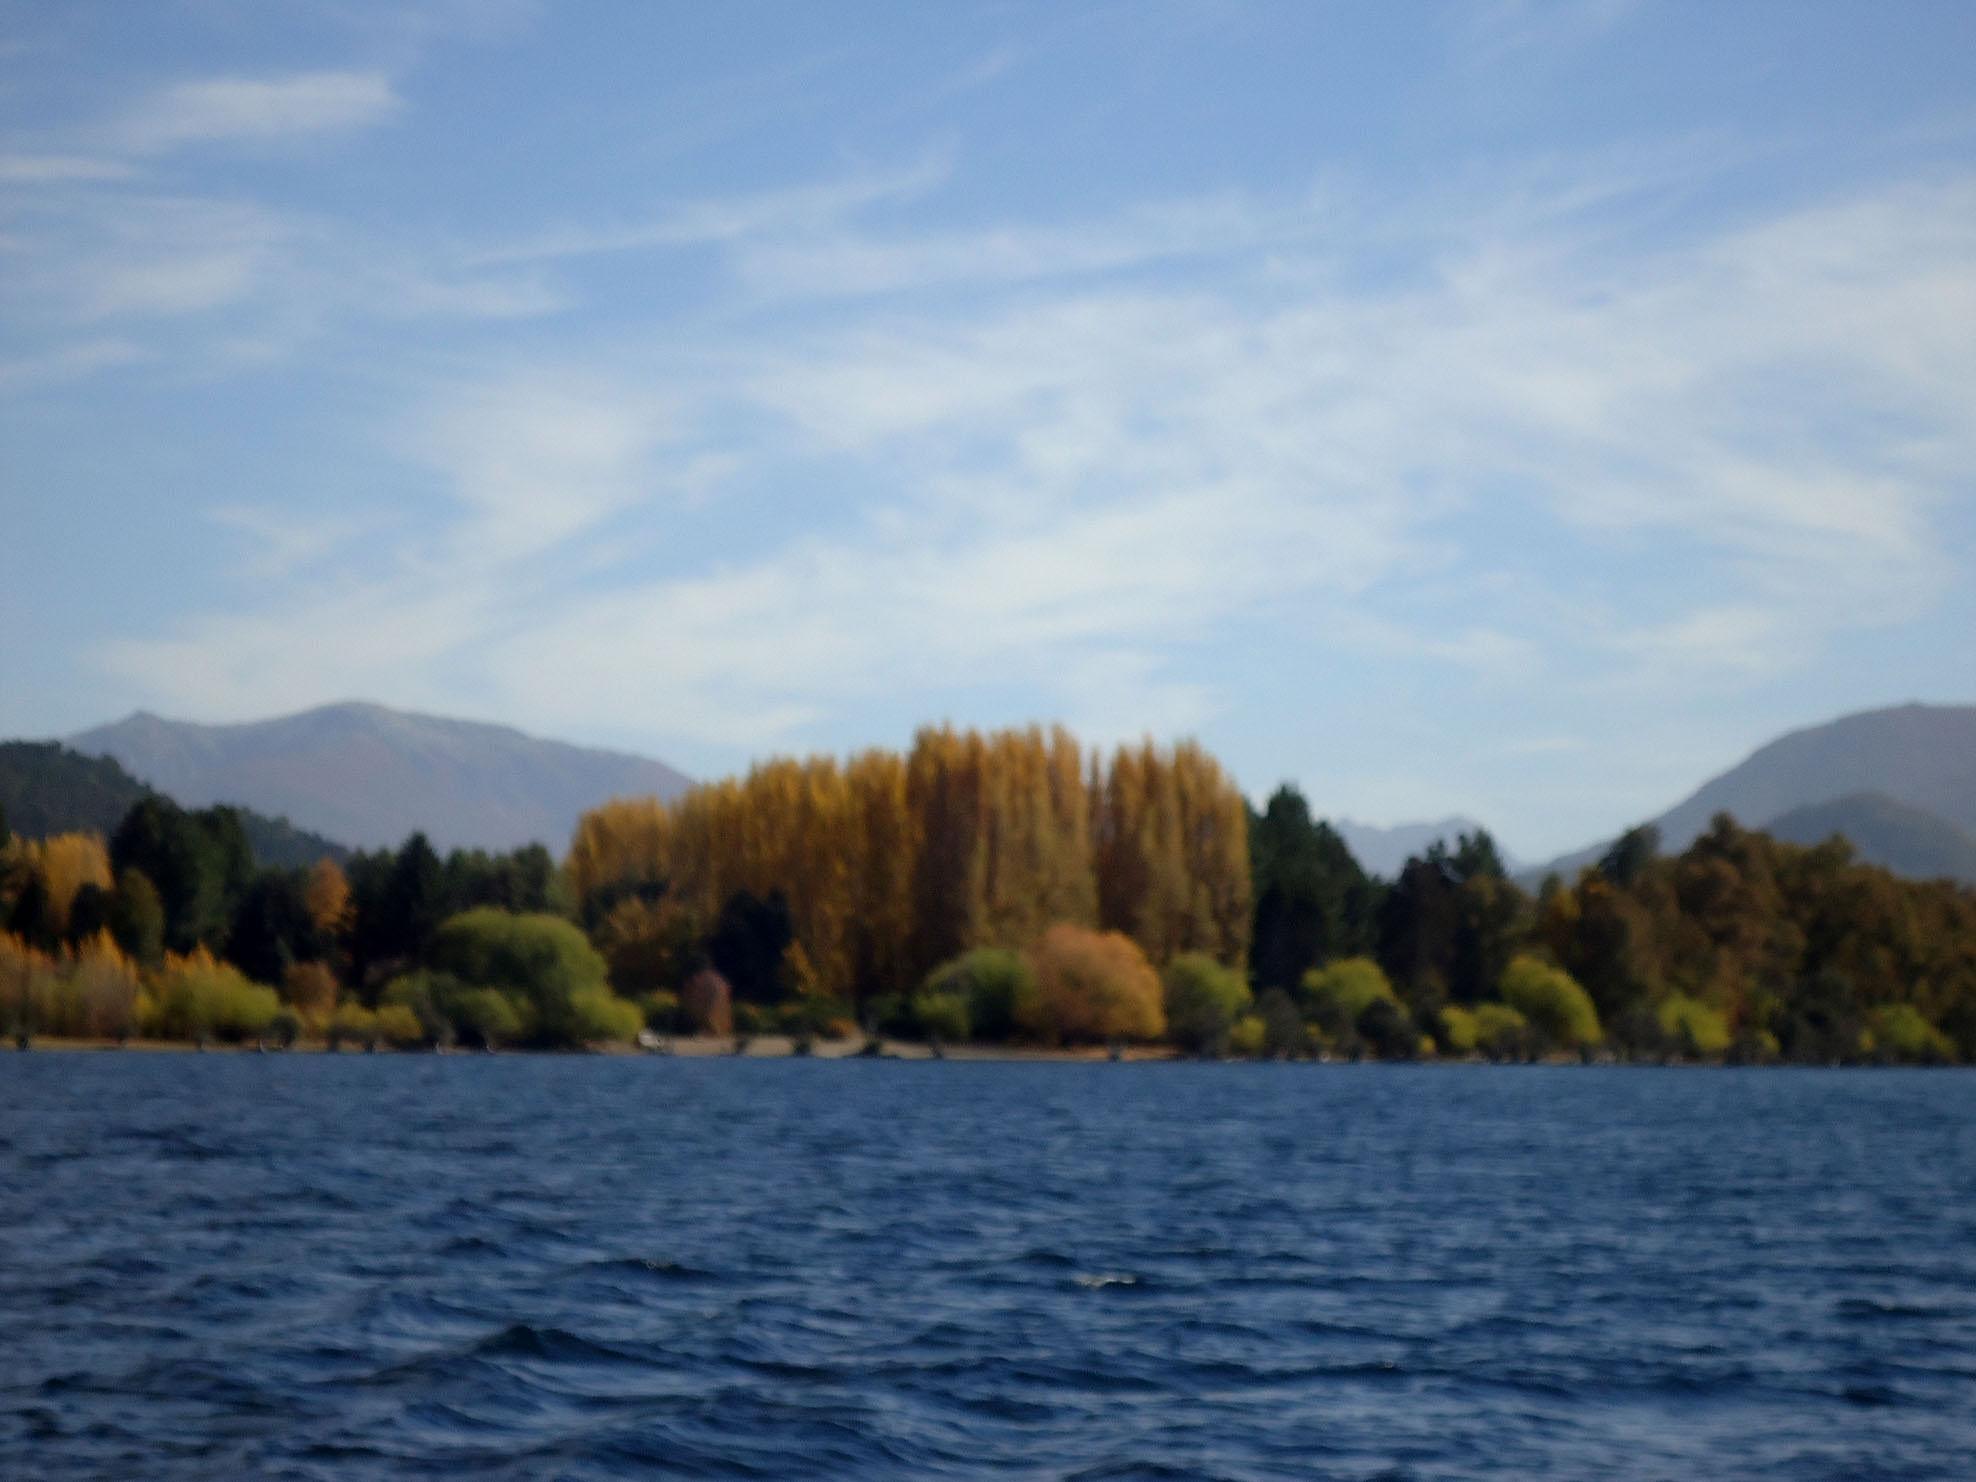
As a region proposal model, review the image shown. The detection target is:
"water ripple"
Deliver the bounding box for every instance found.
[2,1058,1974,1478]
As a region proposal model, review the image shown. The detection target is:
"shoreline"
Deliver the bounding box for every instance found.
[6,1035,1951,1067]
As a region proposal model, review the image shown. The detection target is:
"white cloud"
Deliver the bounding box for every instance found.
[410,374,677,560]
[85,163,1976,787]
[0,338,146,392]
[119,70,400,152]
[0,154,133,184]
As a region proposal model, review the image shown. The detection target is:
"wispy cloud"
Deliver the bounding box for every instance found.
[0,338,147,393]
[76,154,1976,813]
[0,154,133,184]
[469,157,953,266]
[118,70,399,152]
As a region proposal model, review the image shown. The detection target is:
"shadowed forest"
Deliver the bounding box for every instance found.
[3,724,1973,1063]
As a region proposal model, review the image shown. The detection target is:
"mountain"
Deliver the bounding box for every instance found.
[1332,816,1516,880]
[1535,702,1976,882]
[0,741,347,869]
[68,702,693,854]
[1766,792,1976,885]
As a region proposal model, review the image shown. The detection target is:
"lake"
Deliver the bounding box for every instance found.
[2,1056,1973,1479]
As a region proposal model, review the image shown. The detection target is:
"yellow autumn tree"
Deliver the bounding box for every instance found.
[303,858,352,936]
[24,832,113,936]
[1094,740,1250,967]
[567,724,1251,1006]
[60,931,141,1039]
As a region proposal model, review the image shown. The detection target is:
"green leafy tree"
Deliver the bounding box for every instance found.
[110,798,252,954]
[1499,954,1602,1051]
[1162,951,1252,1054]
[108,868,165,965]
[1474,1002,1531,1059]
[1255,985,1305,1057]
[1656,994,1730,1057]
[1248,786,1379,994]
[925,947,1032,1042]
[1301,956,1398,1039]
[427,907,622,1048]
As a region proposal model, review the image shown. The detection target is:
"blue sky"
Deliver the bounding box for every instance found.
[2,0,1973,858]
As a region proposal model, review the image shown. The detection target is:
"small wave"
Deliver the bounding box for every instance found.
[1835,1296,1948,1321]
[436,1234,506,1258]
[474,1321,647,1366]
[578,1256,721,1283]
[1074,1272,1143,1290]
[1014,1247,1078,1268]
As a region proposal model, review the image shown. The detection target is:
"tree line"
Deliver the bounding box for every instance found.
[1,729,1973,1062]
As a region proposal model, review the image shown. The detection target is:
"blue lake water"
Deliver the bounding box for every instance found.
[2,1056,1973,1480]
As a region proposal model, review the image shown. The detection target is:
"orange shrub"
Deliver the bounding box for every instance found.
[1020,924,1165,1045]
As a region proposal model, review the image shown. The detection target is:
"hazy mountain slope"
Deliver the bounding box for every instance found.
[69,702,692,854]
[0,741,347,868]
[1333,816,1516,880]
[1765,792,1976,885]
[1535,703,1976,881]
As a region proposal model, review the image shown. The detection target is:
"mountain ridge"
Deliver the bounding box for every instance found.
[68,701,693,854]
[1332,815,1517,880]
[1765,791,1976,885]
[1532,702,1976,883]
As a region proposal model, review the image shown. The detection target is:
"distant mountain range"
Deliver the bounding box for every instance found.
[1534,703,1976,885]
[1765,792,1976,885]
[21,697,1975,882]
[1332,816,1516,880]
[68,702,692,854]
[0,741,346,869]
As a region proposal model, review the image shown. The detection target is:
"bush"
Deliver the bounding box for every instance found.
[268,1008,301,1049]
[1657,995,1731,1057]
[864,991,915,1038]
[282,961,340,1026]
[144,949,280,1043]
[639,989,681,1034]
[59,932,140,1040]
[1256,986,1306,1057]
[778,995,856,1039]
[568,987,642,1045]
[0,933,61,1040]
[1357,996,1417,1059]
[1302,958,1398,1039]
[1474,1002,1530,1059]
[1227,1014,1266,1057]
[1868,1004,1955,1064]
[1499,955,1601,1051]
[452,987,525,1048]
[1019,925,1165,1045]
[327,1002,377,1051]
[1162,953,1252,1054]
[910,990,970,1044]
[428,908,611,1048]
[1436,1004,1479,1055]
[374,1003,426,1048]
[922,948,1033,1043]
[681,968,733,1035]
[383,970,461,1046]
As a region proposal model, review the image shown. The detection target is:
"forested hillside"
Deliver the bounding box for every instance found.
[1766,793,1976,885]
[3,724,1973,1063]
[0,742,346,869]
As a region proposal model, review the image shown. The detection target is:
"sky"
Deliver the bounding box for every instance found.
[2,0,1973,860]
